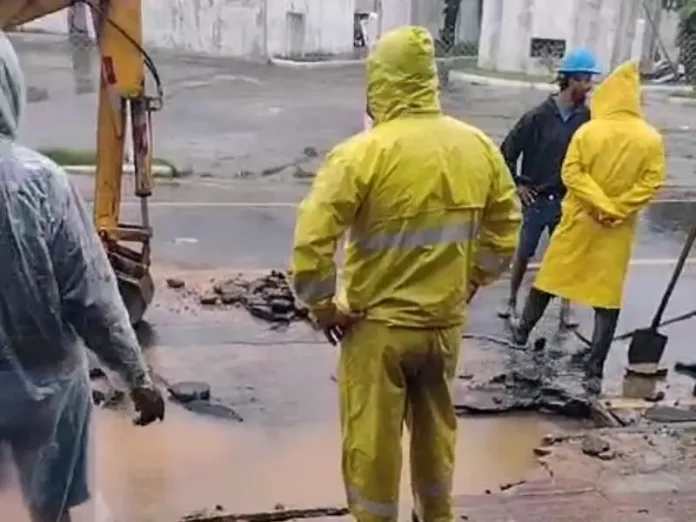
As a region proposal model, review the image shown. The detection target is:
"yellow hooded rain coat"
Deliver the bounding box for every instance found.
[534,60,666,309]
[291,26,521,522]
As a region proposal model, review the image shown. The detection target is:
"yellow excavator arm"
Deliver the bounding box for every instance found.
[0,0,162,324]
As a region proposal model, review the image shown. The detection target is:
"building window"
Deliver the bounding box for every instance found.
[529,38,566,59]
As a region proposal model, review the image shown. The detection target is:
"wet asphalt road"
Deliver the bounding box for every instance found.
[68,176,696,520]
[10,32,696,188]
[69,174,696,427]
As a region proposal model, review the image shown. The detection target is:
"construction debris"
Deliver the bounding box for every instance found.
[169,381,211,403]
[188,271,311,324]
[181,506,349,522]
[454,346,623,426]
[581,435,611,457]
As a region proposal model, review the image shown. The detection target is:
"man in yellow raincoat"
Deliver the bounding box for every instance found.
[290,26,521,522]
[512,60,666,394]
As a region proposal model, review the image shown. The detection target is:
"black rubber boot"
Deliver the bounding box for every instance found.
[584,308,620,393]
[512,288,553,348]
[498,299,517,320]
[559,299,579,329]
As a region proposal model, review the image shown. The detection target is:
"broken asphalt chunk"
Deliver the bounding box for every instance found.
[581,435,611,457]
[199,293,218,305]
[166,277,186,289]
[168,381,212,403]
[183,400,243,422]
[201,271,312,324]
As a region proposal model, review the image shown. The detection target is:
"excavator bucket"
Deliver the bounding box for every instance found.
[106,239,153,325]
[118,271,154,325]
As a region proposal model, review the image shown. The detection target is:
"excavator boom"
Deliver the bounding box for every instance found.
[1,0,160,324]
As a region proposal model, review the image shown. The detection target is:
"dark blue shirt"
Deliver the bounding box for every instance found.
[500,94,590,197]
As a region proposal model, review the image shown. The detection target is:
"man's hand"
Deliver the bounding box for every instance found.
[313,303,364,346]
[517,186,537,206]
[466,282,479,304]
[131,386,165,426]
[589,208,622,228]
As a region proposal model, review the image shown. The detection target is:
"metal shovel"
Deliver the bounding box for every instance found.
[627,223,696,374]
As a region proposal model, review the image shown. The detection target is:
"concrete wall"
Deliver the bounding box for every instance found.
[20,0,356,58]
[478,0,674,76]
[20,0,486,59]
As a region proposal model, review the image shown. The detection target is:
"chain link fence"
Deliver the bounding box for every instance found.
[677,25,696,85]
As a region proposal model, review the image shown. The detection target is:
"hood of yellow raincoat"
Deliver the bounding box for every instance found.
[590,60,642,120]
[0,32,24,140]
[366,26,440,124]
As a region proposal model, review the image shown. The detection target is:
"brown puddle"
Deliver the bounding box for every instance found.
[0,406,581,522]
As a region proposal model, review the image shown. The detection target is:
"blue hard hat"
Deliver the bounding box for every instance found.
[558,48,601,75]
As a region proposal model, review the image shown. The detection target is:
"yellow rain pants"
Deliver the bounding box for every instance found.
[339,320,461,522]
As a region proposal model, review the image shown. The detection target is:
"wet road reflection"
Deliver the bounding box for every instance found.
[90,409,575,522]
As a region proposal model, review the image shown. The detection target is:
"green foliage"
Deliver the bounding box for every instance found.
[663,0,696,23]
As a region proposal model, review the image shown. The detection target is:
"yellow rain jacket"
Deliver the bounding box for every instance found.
[290,29,521,327]
[534,60,666,309]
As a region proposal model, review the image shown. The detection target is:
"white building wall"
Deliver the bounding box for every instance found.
[478,0,668,76]
[19,0,356,58]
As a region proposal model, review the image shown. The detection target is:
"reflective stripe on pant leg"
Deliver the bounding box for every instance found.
[407,325,461,522]
[339,321,405,522]
[346,486,399,519]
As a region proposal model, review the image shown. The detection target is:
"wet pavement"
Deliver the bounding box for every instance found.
[9,32,696,188]
[55,173,696,521]
[3,31,696,521]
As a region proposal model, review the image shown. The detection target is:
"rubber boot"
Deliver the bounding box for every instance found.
[498,299,517,320]
[584,308,620,394]
[559,298,579,329]
[512,288,553,348]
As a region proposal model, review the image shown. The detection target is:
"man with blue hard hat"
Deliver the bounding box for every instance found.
[498,47,601,326]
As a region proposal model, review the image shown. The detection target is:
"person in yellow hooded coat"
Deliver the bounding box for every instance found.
[290,26,521,522]
[512,60,666,394]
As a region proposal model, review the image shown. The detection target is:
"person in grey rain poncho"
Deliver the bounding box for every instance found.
[0,33,165,522]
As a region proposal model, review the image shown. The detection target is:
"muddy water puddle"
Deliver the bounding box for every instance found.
[6,407,581,521]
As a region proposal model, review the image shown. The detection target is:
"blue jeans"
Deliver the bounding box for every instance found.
[518,195,562,261]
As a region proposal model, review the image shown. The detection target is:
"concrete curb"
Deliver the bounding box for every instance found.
[450,70,695,94]
[63,163,178,179]
[270,55,474,69]
[667,94,696,106]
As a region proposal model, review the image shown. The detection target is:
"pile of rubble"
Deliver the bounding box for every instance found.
[454,340,621,426]
[167,271,310,324]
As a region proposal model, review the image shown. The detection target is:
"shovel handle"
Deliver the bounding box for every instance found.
[651,224,696,329]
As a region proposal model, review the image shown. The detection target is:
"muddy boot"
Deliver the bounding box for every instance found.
[584,308,620,387]
[584,376,603,396]
[512,288,553,348]
[570,345,592,367]
[559,299,579,329]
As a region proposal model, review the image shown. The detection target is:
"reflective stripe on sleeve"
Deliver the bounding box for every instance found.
[354,221,476,252]
[292,273,336,303]
[347,485,398,518]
